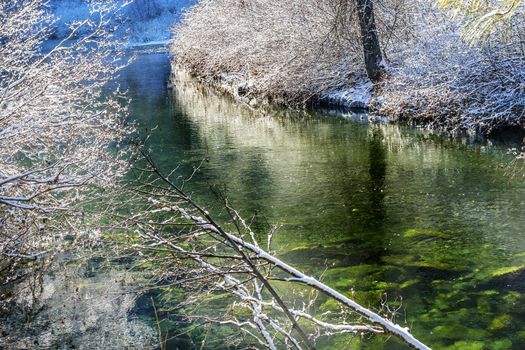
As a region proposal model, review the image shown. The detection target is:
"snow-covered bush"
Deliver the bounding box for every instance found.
[127,7,178,44]
[0,0,130,308]
[48,0,91,37]
[48,0,195,43]
[379,1,525,133]
[172,0,525,133]
[171,0,409,106]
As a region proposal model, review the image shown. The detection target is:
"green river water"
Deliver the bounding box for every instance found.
[120,52,525,350]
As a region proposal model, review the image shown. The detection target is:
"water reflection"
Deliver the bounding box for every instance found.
[122,54,525,349]
[366,126,387,261]
[0,259,155,349]
[368,127,387,208]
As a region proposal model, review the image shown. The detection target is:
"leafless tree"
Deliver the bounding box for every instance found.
[128,0,162,21]
[0,0,132,301]
[102,150,430,350]
[356,0,385,82]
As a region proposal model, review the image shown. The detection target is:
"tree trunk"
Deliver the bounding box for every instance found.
[356,0,384,82]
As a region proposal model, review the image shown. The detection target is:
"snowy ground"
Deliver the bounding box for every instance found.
[318,80,373,109]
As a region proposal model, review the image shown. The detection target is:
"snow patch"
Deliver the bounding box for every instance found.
[319,81,373,109]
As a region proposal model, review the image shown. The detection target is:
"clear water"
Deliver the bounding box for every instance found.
[120,53,525,349]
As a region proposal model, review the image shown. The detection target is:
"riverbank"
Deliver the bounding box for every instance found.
[170,63,525,139]
[170,0,525,136]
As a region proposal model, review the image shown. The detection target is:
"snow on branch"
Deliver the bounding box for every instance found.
[105,151,431,350]
[0,0,132,292]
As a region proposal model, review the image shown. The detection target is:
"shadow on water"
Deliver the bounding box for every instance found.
[117,53,525,349]
[364,126,387,259]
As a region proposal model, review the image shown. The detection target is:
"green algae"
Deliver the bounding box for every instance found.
[432,324,488,342]
[489,264,525,277]
[501,291,521,304]
[399,279,420,289]
[478,290,499,296]
[516,330,525,343]
[489,314,512,331]
[319,298,342,313]
[489,338,512,350]
[444,340,484,350]
[381,254,465,272]
[403,228,451,239]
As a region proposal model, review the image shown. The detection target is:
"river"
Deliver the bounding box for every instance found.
[16,51,525,349]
